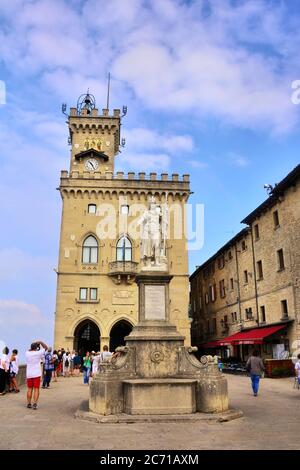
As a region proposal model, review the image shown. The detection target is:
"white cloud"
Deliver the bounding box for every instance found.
[228,152,250,167]
[0,249,55,282]
[0,299,53,359]
[188,160,208,169]
[0,0,298,134]
[119,127,194,172]
[119,152,171,172]
[124,128,194,154]
[0,299,48,327]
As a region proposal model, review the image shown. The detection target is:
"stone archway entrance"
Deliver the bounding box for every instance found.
[109,320,133,352]
[74,319,100,356]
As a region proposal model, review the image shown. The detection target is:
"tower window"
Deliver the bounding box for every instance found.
[230,278,234,290]
[273,210,280,228]
[245,307,253,320]
[82,235,98,264]
[260,306,266,323]
[281,300,288,318]
[244,270,248,284]
[90,288,98,300]
[209,284,217,302]
[241,240,247,251]
[88,204,97,214]
[120,205,129,215]
[79,288,88,300]
[231,312,237,323]
[79,288,98,301]
[257,260,263,280]
[116,236,132,262]
[219,279,226,298]
[254,224,259,240]
[277,249,285,271]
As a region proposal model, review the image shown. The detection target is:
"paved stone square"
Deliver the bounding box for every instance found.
[0,374,299,450]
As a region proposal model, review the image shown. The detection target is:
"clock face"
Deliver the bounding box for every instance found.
[85,158,99,171]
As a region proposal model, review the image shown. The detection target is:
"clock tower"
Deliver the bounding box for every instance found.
[68,92,121,174]
[54,92,191,355]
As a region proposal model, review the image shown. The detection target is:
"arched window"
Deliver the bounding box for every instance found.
[82,235,98,264]
[116,236,132,262]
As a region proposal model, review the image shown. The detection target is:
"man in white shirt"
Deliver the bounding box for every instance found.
[25,340,48,410]
[100,345,113,364]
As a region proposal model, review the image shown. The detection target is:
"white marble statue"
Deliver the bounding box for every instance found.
[139,196,169,269]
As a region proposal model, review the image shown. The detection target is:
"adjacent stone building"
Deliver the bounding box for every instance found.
[54,93,191,353]
[190,164,300,360]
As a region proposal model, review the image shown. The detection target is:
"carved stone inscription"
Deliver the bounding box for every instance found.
[145,285,165,320]
[112,290,134,305]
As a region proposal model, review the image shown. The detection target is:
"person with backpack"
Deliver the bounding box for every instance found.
[42,347,54,389]
[73,352,81,376]
[246,350,265,397]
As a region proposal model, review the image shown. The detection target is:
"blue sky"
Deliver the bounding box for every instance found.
[0,0,299,357]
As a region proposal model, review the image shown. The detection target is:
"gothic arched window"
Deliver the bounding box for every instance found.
[116,236,132,262]
[82,235,98,264]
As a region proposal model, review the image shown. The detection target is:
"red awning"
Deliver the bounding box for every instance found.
[201,341,221,349]
[219,325,286,346]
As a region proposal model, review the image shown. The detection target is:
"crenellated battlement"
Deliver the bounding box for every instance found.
[59,170,190,201]
[69,107,120,118]
[60,170,190,183]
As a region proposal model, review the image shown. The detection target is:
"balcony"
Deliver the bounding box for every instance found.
[108,261,139,284]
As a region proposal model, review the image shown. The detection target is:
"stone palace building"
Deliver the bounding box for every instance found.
[54,93,191,353]
[190,164,300,361]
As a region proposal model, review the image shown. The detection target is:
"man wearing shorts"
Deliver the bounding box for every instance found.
[25,340,48,410]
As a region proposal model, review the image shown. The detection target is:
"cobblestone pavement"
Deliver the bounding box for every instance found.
[0,374,299,450]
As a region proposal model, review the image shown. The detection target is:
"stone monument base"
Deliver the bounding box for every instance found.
[76,401,243,424]
[89,273,232,419]
[89,343,230,416]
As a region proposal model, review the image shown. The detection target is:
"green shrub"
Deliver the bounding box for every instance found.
[271,367,291,377]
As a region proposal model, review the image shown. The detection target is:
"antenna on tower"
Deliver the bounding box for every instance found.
[106,72,111,110]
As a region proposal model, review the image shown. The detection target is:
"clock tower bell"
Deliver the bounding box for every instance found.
[67,92,122,174]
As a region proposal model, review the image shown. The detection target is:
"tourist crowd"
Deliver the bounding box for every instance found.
[3,342,299,410]
[0,347,20,395]
[0,342,114,409]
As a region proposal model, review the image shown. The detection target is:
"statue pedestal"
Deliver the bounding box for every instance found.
[123,379,197,415]
[89,272,229,416]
